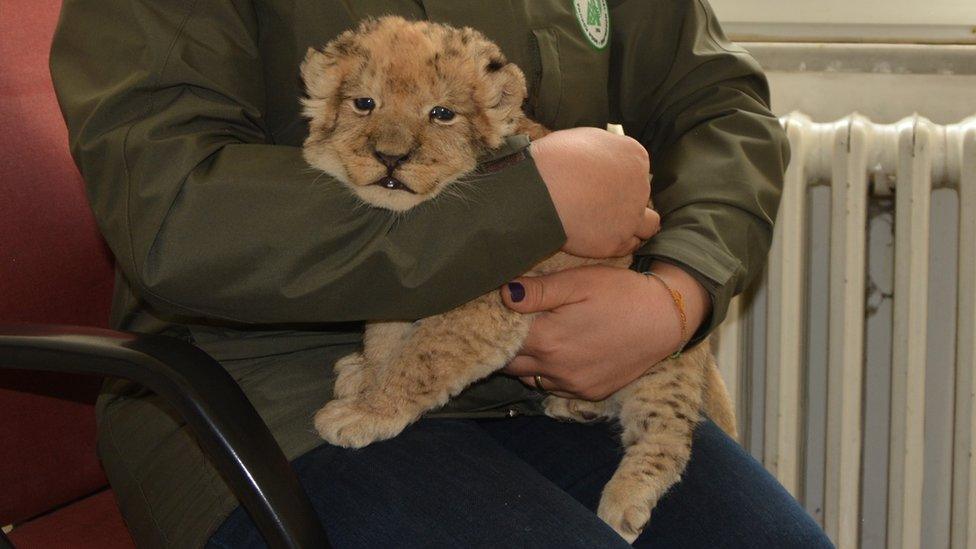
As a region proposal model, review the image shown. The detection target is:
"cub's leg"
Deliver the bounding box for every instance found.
[597,343,711,543]
[332,321,415,399]
[330,352,367,399]
[544,396,616,423]
[315,293,530,448]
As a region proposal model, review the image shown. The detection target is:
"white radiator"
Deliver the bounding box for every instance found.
[714,113,976,549]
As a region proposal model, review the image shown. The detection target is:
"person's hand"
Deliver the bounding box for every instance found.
[500,262,711,400]
[530,128,659,258]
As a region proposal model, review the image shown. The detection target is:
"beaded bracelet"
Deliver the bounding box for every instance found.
[643,271,688,359]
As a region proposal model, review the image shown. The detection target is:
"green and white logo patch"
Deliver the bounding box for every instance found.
[573,0,609,50]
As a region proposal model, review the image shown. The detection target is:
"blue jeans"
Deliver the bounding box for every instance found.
[208,417,832,548]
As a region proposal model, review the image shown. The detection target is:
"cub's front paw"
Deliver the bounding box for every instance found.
[597,475,655,544]
[544,396,611,423]
[313,397,412,449]
[332,352,369,399]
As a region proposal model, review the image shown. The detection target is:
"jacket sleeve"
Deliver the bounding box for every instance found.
[49,0,566,324]
[610,0,790,340]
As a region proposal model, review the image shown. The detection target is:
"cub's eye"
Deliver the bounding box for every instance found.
[352,97,375,113]
[429,106,456,123]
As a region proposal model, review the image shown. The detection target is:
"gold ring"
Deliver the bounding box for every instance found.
[534,374,550,396]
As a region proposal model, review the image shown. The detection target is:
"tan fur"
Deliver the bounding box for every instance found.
[301,17,526,211]
[703,351,739,439]
[302,17,737,543]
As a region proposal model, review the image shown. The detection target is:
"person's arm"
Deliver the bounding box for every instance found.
[50,0,568,324]
[501,0,788,399]
[611,0,790,341]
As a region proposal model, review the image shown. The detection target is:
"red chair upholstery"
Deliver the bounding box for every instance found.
[0,0,133,546]
[2,4,329,546]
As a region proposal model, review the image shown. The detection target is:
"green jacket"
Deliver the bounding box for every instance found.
[51,0,788,546]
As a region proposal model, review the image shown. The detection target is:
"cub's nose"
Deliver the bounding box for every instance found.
[374,150,411,169]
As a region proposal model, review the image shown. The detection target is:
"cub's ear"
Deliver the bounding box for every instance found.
[301,29,359,96]
[300,47,333,98]
[480,57,528,147]
[299,47,343,134]
[300,31,358,134]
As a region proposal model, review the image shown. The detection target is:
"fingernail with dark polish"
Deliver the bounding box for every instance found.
[508,282,525,302]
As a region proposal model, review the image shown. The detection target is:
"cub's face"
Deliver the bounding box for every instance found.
[301,17,529,211]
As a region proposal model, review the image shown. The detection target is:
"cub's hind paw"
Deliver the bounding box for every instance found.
[313,397,411,449]
[544,396,611,423]
[597,476,655,544]
[332,352,369,398]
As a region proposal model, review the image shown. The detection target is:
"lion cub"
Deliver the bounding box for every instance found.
[301,16,736,543]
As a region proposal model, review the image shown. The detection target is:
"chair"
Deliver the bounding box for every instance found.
[0,2,328,547]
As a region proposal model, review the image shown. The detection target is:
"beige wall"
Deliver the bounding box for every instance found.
[709,0,976,43]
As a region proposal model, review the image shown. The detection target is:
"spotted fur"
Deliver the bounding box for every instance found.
[302,16,737,543]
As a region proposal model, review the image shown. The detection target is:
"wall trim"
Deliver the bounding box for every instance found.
[741,42,976,75]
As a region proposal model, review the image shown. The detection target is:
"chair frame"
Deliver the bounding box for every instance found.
[0,323,330,549]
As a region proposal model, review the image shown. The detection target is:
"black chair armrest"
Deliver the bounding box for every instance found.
[0,323,330,549]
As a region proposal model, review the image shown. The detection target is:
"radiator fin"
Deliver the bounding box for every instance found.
[714,113,976,549]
